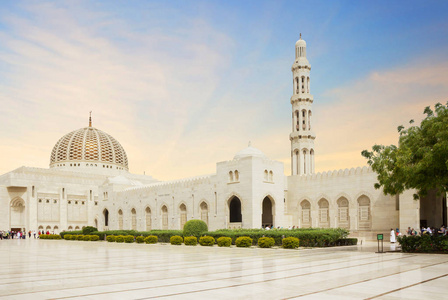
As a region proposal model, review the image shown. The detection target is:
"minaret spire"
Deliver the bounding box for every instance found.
[89,111,92,127]
[290,35,315,175]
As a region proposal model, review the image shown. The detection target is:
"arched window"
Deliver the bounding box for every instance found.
[145,207,151,231]
[264,170,268,181]
[234,170,239,181]
[75,226,80,230]
[67,226,72,231]
[269,171,273,182]
[358,195,371,230]
[310,149,314,174]
[307,76,310,93]
[337,197,350,229]
[118,209,123,230]
[300,200,311,228]
[303,149,307,174]
[308,110,312,130]
[131,208,137,230]
[53,226,59,234]
[229,171,234,182]
[302,110,307,130]
[162,205,168,230]
[296,150,300,175]
[318,199,330,228]
[200,202,209,226]
[295,77,299,94]
[179,204,187,229]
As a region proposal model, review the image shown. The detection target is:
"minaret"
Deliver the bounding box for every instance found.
[290,34,315,175]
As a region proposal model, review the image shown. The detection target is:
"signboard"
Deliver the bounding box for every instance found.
[377,234,383,240]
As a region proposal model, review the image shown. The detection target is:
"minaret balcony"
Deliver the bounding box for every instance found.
[289,130,316,140]
[290,94,313,104]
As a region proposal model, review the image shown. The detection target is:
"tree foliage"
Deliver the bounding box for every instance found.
[362,102,448,199]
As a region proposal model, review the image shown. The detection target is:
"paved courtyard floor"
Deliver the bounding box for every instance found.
[0,239,447,299]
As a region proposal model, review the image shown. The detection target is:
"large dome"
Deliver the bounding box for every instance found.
[50,126,128,171]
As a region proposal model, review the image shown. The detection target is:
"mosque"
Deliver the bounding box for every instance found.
[1,36,444,239]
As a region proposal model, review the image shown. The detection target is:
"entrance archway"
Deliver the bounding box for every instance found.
[262,196,274,228]
[229,196,242,223]
[10,197,25,230]
[103,209,109,227]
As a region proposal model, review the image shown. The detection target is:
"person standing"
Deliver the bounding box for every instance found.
[390,228,396,243]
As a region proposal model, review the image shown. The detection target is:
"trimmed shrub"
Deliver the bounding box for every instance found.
[39,234,47,239]
[106,235,116,242]
[76,235,84,241]
[183,220,208,237]
[199,236,215,246]
[170,235,183,245]
[64,234,72,240]
[83,235,91,241]
[282,237,300,249]
[70,234,77,240]
[82,226,98,235]
[258,237,275,248]
[115,235,125,243]
[217,236,232,247]
[60,231,82,239]
[184,236,198,246]
[124,235,135,243]
[144,235,158,244]
[136,236,145,243]
[235,236,253,247]
[398,235,448,253]
[90,235,99,241]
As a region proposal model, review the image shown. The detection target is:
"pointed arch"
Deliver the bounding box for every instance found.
[10,197,25,230]
[228,195,242,224]
[337,196,350,229]
[118,209,123,230]
[199,201,209,226]
[261,195,275,228]
[300,199,311,228]
[161,204,168,230]
[145,206,152,231]
[131,208,137,230]
[318,198,330,228]
[357,195,371,230]
[103,208,109,227]
[179,203,187,229]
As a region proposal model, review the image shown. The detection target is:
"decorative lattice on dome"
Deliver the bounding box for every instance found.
[49,125,129,170]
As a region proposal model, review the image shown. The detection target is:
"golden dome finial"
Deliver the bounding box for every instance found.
[300,33,302,39]
[89,111,92,127]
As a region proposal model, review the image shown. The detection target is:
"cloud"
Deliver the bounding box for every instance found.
[313,58,448,173]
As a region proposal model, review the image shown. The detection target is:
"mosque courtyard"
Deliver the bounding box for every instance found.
[0,239,447,299]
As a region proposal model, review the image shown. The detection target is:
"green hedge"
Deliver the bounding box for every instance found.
[136,236,145,243]
[206,228,348,247]
[39,234,61,240]
[235,236,252,247]
[258,237,275,248]
[82,226,98,235]
[398,235,448,253]
[217,236,232,247]
[124,235,135,243]
[282,237,300,249]
[170,235,183,245]
[60,231,82,238]
[116,235,125,243]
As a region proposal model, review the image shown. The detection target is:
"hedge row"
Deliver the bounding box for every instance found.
[63,234,100,241]
[398,235,448,253]
[39,234,61,239]
[57,228,354,248]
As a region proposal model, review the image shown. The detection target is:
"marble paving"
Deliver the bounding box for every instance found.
[0,239,447,299]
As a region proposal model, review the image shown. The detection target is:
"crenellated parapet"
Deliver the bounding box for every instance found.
[292,166,374,181]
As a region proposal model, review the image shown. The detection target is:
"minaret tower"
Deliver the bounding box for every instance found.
[290,34,315,175]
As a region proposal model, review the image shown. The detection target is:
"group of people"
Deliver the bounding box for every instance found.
[390,225,448,243]
[0,230,53,240]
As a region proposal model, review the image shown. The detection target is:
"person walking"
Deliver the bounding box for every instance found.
[390,228,396,243]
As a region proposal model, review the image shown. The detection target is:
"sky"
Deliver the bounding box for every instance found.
[0,0,447,181]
